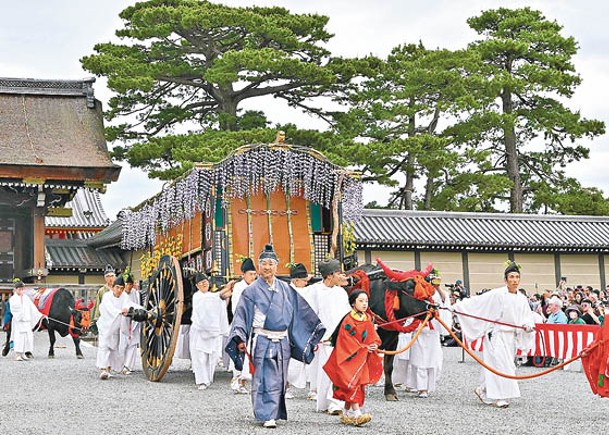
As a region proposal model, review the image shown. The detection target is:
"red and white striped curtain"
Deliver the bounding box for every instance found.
[463,323,600,359]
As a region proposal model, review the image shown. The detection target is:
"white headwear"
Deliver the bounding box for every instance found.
[548,295,563,309]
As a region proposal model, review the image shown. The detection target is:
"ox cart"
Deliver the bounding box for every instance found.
[120,138,362,381]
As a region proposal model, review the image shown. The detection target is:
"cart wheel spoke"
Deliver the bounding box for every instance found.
[141,255,184,382]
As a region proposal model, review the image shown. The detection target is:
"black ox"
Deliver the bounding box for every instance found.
[2,288,93,359]
[347,263,433,401]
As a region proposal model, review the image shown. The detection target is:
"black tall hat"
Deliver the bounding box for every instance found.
[241,258,256,273]
[290,263,309,279]
[504,261,520,279]
[114,275,125,287]
[195,272,209,284]
[13,279,24,289]
[319,258,341,278]
[258,244,278,262]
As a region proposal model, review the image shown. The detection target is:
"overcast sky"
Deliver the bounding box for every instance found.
[2,0,608,219]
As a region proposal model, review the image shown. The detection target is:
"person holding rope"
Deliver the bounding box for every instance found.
[9,280,42,361]
[96,275,129,380]
[323,289,382,426]
[451,261,535,408]
[189,272,230,390]
[119,272,142,375]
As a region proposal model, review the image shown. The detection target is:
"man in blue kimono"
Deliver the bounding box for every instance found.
[225,244,325,428]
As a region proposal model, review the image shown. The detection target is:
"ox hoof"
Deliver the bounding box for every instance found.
[385,394,399,401]
[1,347,9,357]
[77,354,85,360]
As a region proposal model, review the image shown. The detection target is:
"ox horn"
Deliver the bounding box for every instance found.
[87,300,94,311]
[376,257,434,282]
[75,298,85,310]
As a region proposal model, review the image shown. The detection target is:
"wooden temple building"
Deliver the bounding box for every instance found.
[0,77,120,285]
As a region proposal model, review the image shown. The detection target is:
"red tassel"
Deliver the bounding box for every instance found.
[393,294,400,310]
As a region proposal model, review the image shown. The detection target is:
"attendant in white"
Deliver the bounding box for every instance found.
[96,275,128,380]
[409,271,445,398]
[286,263,313,398]
[453,262,535,408]
[9,280,42,361]
[393,321,415,392]
[119,274,142,374]
[92,265,116,325]
[229,257,257,394]
[309,258,351,415]
[190,272,230,390]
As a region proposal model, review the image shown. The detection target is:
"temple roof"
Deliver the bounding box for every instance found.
[0,77,120,184]
[45,188,110,229]
[87,219,123,249]
[46,238,124,272]
[355,209,609,253]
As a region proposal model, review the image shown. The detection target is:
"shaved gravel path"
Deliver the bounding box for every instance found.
[0,332,605,435]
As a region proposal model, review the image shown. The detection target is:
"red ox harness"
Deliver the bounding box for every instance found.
[349,259,436,334]
[69,299,94,338]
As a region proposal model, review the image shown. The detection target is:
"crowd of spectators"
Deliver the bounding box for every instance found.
[522,282,607,367]
[527,282,608,327]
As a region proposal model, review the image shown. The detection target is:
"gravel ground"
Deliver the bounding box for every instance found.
[0,332,606,435]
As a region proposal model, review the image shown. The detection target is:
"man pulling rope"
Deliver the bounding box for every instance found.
[449,261,535,409]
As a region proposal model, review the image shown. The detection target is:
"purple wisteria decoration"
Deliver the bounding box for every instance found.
[120,143,362,250]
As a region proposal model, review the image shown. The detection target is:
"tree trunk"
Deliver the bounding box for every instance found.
[218,85,239,131]
[402,153,416,210]
[402,100,416,210]
[423,174,434,210]
[502,91,522,213]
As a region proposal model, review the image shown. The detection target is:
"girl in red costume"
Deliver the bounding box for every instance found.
[323,289,383,426]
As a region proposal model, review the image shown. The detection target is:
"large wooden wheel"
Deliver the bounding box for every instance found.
[141,255,184,382]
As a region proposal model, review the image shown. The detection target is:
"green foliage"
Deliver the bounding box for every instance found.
[528,177,609,215]
[81,0,355,140]
[86,3,607,217]
[333,44,472,209]
[452,7,606,212]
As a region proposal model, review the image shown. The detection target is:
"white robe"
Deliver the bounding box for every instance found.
[228,279,252,381]
[287,283,315,389]
[96,292,126,371]
[454,286,535,400]
[231,279,250,315]
[119,290,142,370]
[409,290,444,392]
[393,326,413,388]
[189,291,229,386]
[9,293,42,354]
[308,280,350,412]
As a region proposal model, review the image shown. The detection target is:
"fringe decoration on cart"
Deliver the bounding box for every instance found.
[119,143,363,250]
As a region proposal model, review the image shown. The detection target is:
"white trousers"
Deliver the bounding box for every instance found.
[191,348,217,386]
[96,332,123,371]
[12,331,34,354]
[316,344,344,412]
